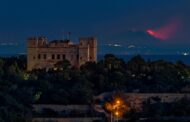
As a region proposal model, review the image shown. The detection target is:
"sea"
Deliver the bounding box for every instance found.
[98,55,190,65]
[0,54,189,65]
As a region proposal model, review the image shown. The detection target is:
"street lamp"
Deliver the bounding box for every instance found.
[110,99,122,122]
[105,97,128,122]
[116,100,120,104]
[115,111,119,116]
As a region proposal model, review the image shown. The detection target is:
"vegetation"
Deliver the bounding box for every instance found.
[0,54,190,121]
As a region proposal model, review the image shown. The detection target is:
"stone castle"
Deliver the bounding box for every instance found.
[27,36,97,71]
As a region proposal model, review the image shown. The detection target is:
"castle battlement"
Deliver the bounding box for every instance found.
[27,36,97,71]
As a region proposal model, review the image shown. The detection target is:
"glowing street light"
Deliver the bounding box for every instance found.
[116,100,120,105]
[105,97,129,122]
[115,111,119,116]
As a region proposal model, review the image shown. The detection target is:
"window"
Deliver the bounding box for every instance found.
[70,55,73,60]
[57,54,60,59]
[62,54,65,60]
[52,54,55,59]
[43,54,47,59]
[38,54,41,59]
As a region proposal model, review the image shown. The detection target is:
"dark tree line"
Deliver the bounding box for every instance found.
[0,54,190,121]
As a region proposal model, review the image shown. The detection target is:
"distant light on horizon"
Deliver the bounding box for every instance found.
[107,43,122,47]
[182,52,189,56]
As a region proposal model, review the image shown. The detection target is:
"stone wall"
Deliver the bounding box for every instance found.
[33,104,91,112]
[124,93,190,111]
[32,117,102,122]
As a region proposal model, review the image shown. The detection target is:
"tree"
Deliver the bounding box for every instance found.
[70,74,93,104]
[0,59,4,77]
[54,60,71,70]
[126,55,147,74]
[104,54,126,71]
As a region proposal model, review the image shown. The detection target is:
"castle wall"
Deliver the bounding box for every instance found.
[27,38,38,71]
[78,37,97,66]
[35,47,78,68]
[27,37,97,71]
[89,38,97,62]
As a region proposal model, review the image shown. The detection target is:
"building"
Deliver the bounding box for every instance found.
[27,36,97,71]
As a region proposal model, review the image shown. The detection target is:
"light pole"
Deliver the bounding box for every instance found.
[111,112,113,122]
[115,100,120,122]
[115,111,119,122]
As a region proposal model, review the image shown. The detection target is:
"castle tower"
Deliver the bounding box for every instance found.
[27,37,48,71]
[88,37,97,62]
[27,37,38,71]
[78,37,97,66]
[38,36,48,47]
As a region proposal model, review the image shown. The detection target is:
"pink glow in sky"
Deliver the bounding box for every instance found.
[147,18,182,40]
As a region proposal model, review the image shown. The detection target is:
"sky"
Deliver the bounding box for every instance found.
[0,0,190,55]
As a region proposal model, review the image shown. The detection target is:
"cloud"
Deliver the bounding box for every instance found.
[146,18,182,40]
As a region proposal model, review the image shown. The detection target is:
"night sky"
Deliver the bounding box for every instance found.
[0,0,189,55]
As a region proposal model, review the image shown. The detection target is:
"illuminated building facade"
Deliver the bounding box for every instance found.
[27,36,97,71]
